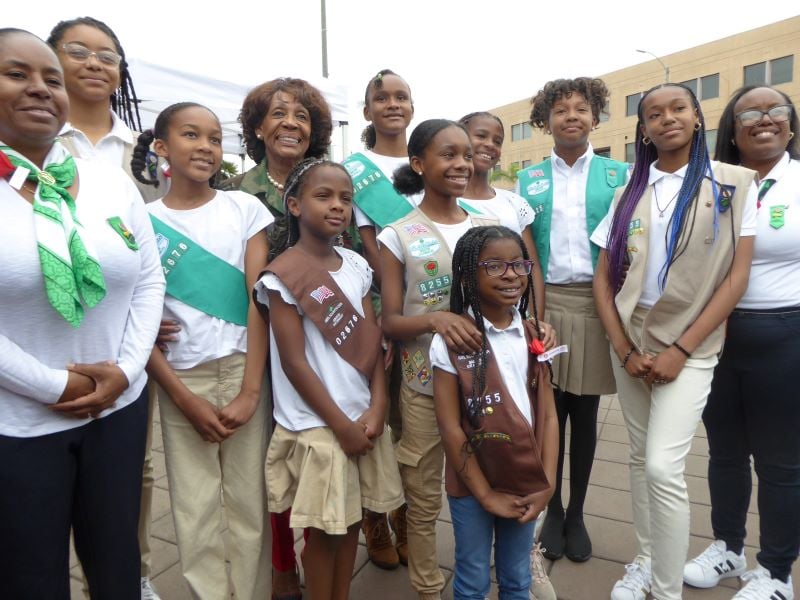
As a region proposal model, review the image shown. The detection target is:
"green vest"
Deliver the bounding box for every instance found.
[518,155,628,278]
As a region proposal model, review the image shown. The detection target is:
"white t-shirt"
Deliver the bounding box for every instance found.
[591,161,758,308]
[351,150,421,230]
[378,216,472,265]
[430,310,532,425]
[59,111,133,167]
[0,157,165,437]
[459,188,535,234]
[147,190,273,369]
[739,153,800,309]
[254,248,373,431]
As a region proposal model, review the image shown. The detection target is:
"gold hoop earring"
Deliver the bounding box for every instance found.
[789,132,795,140]
[642,136,651,145]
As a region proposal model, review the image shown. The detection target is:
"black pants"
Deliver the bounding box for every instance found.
[0,395,148,599]
[704,308,800,582]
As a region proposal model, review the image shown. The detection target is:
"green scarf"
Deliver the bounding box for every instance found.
[2,142,106,327]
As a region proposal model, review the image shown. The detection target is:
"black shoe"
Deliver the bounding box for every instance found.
[538,508,565,560]
[564,515,592,562]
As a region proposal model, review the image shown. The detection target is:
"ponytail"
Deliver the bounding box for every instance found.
[131,130,159,188]
[392,164,423,195]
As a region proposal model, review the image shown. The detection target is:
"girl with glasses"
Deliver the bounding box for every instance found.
[431,225,558,600]
[591,83,758,600]
[682,86,800,600]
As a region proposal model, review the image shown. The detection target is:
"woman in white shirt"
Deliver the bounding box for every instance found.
[0,29,164,599]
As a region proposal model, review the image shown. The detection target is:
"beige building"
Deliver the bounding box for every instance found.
[490,16,799,183]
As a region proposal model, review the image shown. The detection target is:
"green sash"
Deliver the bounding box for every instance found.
[518,155,627,276]
[150,215,249,326]
[343,152,481,229]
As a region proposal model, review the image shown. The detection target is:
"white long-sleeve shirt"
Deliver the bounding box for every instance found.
[0,158,165,437]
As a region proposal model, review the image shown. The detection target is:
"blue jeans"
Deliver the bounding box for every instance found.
[448,494,535,600]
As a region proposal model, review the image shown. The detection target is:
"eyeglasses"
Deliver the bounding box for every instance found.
[60,43,121,67]
[735,104,792,127]
[477,260,532,277]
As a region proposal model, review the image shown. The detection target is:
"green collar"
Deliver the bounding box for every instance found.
[239,158,285,216]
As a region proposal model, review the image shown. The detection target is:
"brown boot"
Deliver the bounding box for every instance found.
[389,503,408,566]
[271,565,301,600]
[362,509,399,570]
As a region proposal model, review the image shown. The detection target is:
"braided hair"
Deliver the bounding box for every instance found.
[47,17,142,131]
[361,69,412,149]
[450,226,551,447]
[606,83,722,294]
[393,119,467,195]
[271,158,352,259]
[458,111,504,136]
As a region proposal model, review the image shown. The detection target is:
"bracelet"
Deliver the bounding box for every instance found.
[621,348,634,368]
[672,341,691,358]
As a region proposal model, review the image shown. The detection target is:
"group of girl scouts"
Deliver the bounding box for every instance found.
[1,16,798,600]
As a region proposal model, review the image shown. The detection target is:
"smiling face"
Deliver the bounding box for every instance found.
[548,91,595,152]
[464,115,504,175]
[639,86,699,158]
[0,32,68,159]
[154,106,222,183]
[287,164,353,241]
[363,74,413,138]
[256,91,312,165]
[411,125,473,199]
[56,24,120,106]
[733,87,793,170]
[476,237,528,317]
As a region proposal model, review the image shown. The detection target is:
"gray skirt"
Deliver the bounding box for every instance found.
[545,283,616,396]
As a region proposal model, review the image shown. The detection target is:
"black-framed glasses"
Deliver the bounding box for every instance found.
[477,260,532,277]
[735,104,792,127]
[61,43,121,66]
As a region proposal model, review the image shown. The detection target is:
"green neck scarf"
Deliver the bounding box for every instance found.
[2,142,106,327]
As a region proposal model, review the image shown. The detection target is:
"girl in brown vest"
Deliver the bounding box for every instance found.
[431,225,558,600]
[592,83,757,600]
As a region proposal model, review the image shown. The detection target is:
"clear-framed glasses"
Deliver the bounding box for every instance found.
[477,259,532,277]
[735,104,792,127]
[60,43,121,67]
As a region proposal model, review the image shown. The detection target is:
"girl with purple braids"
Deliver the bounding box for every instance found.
[590,83,757,600]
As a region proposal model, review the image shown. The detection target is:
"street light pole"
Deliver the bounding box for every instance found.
[636,49,669,83]
[321,0,329,78]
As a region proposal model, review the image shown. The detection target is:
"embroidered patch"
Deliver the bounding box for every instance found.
[403,223,429,236]
[403,364,416,382]
[310,285,335,304]
[717,184,735,212]
[344,161,365,178]
[628,219,644,236]
[526,179,550,196]
[417,274,452,294]
[107,217,139,250]
[424,260,438,276]
[412,350,425,369]
[408,237,441,258]
[323,301,344,327]
[769,205,787,229]
[417,367,432,386]
[530,169,545,177]
[155,233,169,257]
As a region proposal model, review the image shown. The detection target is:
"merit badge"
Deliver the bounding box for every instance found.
[717,184,735,212]
[531,169,545,177]
[310,285,335,304]
[403,364,416,382]
[628,219,644,236]
[403,223,429,236]
[409,237,440,258]
[417,367,432,386]
[155,233,169,257]
[769,205,787,230]
[412,350,425,369]
[424,260,438,276]
[107,216,139,250]
[343,160,365,178]
[526,179,550,196]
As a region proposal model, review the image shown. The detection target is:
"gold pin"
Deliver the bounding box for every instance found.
[485,406,494,415]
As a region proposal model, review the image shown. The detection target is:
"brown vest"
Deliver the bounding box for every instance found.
[266,248,381,378]
[615,162,756,357]
[445,319,552,498]
[389,208,498,395]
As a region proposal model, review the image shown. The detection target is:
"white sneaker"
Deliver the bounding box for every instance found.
[529,542,557,600]
[733,565,794,600]
[610,558,651,600]
[683,539,747,588]
[141,577,162,600]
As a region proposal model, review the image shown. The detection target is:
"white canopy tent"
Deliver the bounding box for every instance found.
[127,58,351,160]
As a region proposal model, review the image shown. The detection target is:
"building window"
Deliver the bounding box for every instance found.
[521,159,532,169]
[626,93,642,117]
[705,129,718,156]
[744,55,794,86]
[595,147,611,158]
[679,73,719,101]
[599,100,610,123]
[625,142,636,164]
[511,122,532,142]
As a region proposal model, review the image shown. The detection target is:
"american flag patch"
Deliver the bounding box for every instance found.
[531,169,544,177]
[310,285,335,304]
[404,223,429,235]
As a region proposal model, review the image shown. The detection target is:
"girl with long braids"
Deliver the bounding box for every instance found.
[254,159,403,600]
[431,225,558,600]
[591,83,758,600]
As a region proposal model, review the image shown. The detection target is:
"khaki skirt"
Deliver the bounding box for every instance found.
[545,283,616,396]
[267,424,404,535]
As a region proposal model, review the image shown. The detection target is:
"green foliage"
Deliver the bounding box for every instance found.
[489,162,521,184]
[219,160,238,179]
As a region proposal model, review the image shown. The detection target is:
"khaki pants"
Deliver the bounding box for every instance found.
[611,346,717,600]
[159,353,271,600]
[138,384,157,577]
[396,384,445,598]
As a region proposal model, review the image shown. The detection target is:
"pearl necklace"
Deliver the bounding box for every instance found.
[266,170,285,192]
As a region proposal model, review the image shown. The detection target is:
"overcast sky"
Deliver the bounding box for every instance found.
[13,1,799,159]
